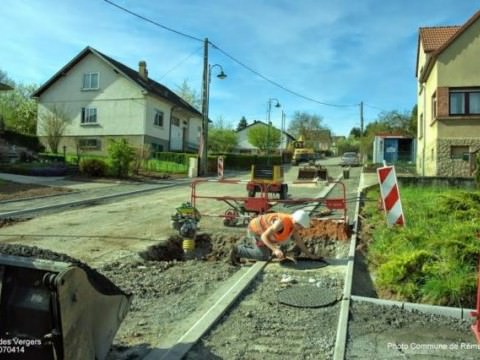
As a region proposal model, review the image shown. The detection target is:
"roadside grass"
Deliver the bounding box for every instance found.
[363,185,480,307]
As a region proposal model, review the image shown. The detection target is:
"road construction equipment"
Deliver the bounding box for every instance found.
[0,251,131,360]
[171,202,201,239]
[171,202,201,256]
[190,179,348,230]
[291,135,315,165]
[297,164,328,181]
[246,165,288,200]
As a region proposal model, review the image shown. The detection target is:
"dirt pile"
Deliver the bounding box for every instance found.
[0,243,127,296]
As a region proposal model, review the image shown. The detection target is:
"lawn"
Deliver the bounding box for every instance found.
[361,185,480,308]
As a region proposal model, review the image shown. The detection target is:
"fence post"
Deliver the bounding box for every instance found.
[218,156,224,179]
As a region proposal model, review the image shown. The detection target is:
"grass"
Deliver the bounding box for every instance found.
[363,185,480,307]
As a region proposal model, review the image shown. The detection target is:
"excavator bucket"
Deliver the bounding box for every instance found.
[0,251,131,360]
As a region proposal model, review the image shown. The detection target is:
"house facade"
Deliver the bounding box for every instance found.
[235,120,294,154]
[416,11,480,176]
[33,47,203,156]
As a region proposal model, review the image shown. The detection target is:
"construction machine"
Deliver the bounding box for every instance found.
[246,165,288,200]
[0,247,132,360]
[291,135,315,166]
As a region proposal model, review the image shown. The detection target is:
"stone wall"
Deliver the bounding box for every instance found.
[436,138,480,177]
[398,175,475,189]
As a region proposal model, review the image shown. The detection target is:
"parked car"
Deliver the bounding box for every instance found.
[341,152,360,167]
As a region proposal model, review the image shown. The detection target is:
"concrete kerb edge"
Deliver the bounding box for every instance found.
[0,182,189,218]
[351,295,475,321]
[333,173,363,360]
[0,189,82,205]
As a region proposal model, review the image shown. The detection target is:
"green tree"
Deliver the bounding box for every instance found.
[39,105,71,154]
[359,110,412,161]
[176,79,201,110]
[208,118,238,152]
[247,125,281,153]
[409,105,418,136]
[236,116,248,131]
[288,111,327,148]
[0,82,38,134]
[349,127,362,138]
[108,139,135,178]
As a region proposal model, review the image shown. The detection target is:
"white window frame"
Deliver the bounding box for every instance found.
[154,110,164,127]
[82,72,99,90]
[78,138,101,150]
[81,107,97,125]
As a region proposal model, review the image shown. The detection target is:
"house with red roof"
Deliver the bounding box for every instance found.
[416,11,480,176]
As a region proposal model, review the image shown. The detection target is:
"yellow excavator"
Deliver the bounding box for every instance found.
[291,135,315,165]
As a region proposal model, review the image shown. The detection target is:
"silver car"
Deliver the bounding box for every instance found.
[341,152,360,167]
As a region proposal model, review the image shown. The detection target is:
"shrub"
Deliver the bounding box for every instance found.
[79,158,107,177]
[108,139,134,178]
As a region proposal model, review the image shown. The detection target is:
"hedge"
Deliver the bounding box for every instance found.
[3,130,44,152]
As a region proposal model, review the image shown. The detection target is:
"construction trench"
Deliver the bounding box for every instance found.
[0,165,478,359]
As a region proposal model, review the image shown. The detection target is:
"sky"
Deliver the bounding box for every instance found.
[1,0,479,136]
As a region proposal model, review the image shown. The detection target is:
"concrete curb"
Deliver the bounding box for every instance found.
[351,295,474,321]
[333,173,363,360]
[0,190,82,205]
[0,182,189,218]
[334,171,477,359]
[144,261,268,360]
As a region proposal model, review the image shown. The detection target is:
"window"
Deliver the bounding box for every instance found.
[172,117,180,127]
[81,107,97,124]
[78,138,100,150]
[449,89,480,115]
[450,145,469,160]
[154,110,164,127]
[82,72,99,90]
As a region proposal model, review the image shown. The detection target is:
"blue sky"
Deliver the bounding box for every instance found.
[1,0,478,136]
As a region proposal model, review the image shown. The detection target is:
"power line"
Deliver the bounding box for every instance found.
[103,0,203,43]
[158,45,203,81]
[210,41,357,108]
[363,103,387,112]
[103,0,359,109]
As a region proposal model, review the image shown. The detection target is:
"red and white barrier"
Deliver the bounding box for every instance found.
[377,165,405,226]
[217,156,224,179]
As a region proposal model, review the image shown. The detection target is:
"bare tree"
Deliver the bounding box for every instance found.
[40,105,70,154]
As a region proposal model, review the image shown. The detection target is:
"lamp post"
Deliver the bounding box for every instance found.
[266,98,281,165]
[199,62,227,176]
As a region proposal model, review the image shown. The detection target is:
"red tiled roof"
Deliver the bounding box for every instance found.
[419,26,460,52]
[417,10,480,82]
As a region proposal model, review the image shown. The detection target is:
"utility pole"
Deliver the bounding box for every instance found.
[199,38,209,176]
[280,111,286,164]
[360,101,364,135]
[360,101,364,163]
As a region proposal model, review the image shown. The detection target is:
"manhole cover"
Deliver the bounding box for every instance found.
[280,258,328,270]
[278,286,338,308]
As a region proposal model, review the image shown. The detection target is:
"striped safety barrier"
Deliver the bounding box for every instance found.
[218,156,224,179]
[377,165,405,226]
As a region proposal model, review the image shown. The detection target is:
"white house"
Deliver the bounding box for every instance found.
[235,120,295,154]
[33,46,203,155]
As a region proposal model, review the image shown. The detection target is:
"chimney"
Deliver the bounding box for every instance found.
[138,61,148,80]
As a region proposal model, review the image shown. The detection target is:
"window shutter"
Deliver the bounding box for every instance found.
[437,87,449,117]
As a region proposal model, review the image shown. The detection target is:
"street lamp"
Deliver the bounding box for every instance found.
[199,63,227,176]
[266,98,281,164]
